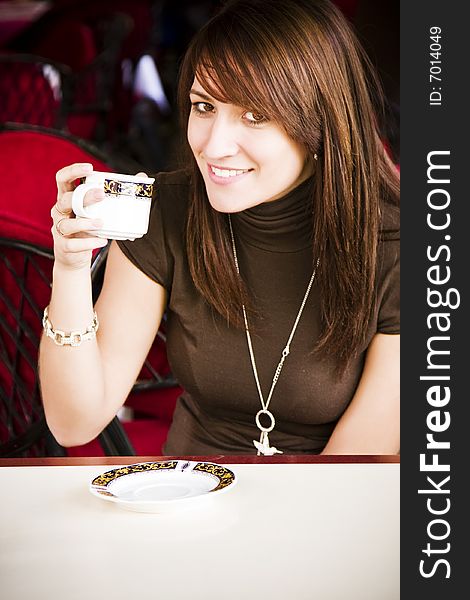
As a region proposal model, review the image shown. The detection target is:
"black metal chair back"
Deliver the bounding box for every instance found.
[0,239,136,457]
[0,124,177,457]
[0,240,65,456]
[0,124,137,457]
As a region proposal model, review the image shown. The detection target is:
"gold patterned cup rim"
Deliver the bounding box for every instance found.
[79,173,154,199]
[103,179,153,198]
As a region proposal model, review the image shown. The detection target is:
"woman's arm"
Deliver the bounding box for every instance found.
[39,164,167,447]
[40,242,167,447]
[321,333,400,454]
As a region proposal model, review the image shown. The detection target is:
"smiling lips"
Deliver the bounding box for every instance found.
[208,163,252,183]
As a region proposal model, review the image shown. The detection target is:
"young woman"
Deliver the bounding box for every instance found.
[39,0,400,455]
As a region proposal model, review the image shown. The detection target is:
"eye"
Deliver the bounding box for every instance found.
[191,101,214,115]
[244,111,268,125]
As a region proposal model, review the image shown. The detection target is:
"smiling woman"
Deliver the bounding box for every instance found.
[39,0,400,456]
[187,81,312,212]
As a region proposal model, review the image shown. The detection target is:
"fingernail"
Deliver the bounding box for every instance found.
[94,190,105,199]
[81,163,93,172]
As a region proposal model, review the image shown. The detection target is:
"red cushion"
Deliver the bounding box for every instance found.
[66,418,171,457]
[127,387,180,422]
[0,61,60,128]
[0,129,112,248]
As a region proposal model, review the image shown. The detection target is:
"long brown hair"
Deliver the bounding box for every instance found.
[177,0,400,370]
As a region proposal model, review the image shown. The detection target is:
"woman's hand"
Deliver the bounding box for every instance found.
[52,163,108,271]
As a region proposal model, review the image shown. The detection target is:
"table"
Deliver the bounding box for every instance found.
[0,456,399,600]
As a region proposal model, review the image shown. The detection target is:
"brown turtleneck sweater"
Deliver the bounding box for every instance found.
[118,170,399,454]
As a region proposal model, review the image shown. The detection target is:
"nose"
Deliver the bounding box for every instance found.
[202,115,239,160]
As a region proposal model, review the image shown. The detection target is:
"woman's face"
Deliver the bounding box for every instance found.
[187,78,312,213]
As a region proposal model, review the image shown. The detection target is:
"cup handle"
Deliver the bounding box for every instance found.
[71,182,98,217]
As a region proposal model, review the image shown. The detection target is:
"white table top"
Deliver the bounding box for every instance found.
[0,461,399,600]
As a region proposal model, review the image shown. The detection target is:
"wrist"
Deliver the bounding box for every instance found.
[48,262,95,331]
[52,260,93,287]
[42,305,99,346]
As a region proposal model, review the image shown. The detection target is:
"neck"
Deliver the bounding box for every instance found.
[229,176,314,252]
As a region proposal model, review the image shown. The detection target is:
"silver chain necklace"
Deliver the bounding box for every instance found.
[228,215,319,455]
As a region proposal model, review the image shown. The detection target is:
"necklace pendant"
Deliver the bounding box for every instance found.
[253,432,283,456]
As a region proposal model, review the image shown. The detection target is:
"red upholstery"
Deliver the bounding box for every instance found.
[0,128,112,456]
[67,418,172,457]
[0,59,62,128]
[128,387,179,424]
[31,19,99,139]
[0,128,111,248]
[8,1,155,143]
[0,126,179,457]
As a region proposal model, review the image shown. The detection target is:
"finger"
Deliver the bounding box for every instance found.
[135,171,148,178]
[52,191,73,218]
[56,235,108,253]
[83,187,105,207]
[55,216,103,237]
[52,201,72,218]
[54,187,105,217]
[56,163,93,195]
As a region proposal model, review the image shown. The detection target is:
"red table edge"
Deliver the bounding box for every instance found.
[0,455,399,467]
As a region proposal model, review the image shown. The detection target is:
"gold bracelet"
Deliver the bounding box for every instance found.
[42,306,99,347]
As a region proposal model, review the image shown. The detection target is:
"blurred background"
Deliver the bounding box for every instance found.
[0,0,399,173]
[0,0,399,458]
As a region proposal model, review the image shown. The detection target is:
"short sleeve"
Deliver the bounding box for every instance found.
[117,170,189,291]
[376,238,400,334]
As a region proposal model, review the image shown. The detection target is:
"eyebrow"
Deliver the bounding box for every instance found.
[189,88,213,101]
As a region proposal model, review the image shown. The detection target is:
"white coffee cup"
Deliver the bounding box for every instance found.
[72,171,155,241]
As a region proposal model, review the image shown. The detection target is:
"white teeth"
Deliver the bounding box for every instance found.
[211,166,249,178]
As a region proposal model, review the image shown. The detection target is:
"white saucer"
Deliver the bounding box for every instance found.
[89,460,237,513]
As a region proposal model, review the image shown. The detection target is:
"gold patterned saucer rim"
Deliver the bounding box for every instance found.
[89,460,237,512]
